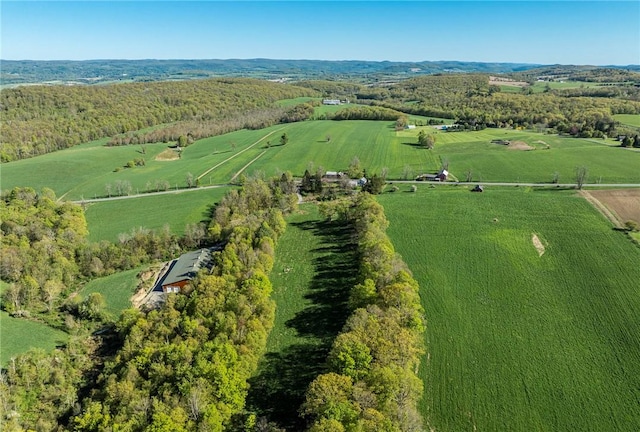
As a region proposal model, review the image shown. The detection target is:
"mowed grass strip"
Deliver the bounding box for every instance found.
[379,187,640,431]
[84,186,231,242]
[247,205,357,429]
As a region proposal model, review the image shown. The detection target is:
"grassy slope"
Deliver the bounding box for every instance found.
[614,114,640,128]
[0,281,68,366]
[379,187,640,431]
[84,186,230,242]
[247,205,357,429]
[3,122,639,201]
[0,308,68,367]
[78,267,143,318]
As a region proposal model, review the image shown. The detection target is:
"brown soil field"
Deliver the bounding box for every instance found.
[489,76,529,87]
[155,149,180,161]
[585,189,640,225]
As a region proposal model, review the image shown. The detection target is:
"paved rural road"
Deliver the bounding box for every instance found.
[73,181,640,204]
[390,181,640,188]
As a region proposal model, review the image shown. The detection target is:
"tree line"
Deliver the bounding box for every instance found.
[302,193,426,431]
[106,103,316,148]
[0,78,317,162]
[359,74,640,137]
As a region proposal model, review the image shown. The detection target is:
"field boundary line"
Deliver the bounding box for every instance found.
[196,128,284,181]
[229,150,268,183]
[579,190,622,228]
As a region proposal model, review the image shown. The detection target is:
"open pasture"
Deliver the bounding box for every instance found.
[423,129,640,183]
[78,267,142,318]
[3,122,639,203]
[379,187,640,431]
[0,311,68,366]
[0,126,283,200]
[84,186,230,242]
[614,114,640,128]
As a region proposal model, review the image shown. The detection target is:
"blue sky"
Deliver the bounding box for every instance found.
[1,1,639,65]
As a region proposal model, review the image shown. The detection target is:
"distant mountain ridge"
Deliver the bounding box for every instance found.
[1,59,638,86]
[1,59,540,86]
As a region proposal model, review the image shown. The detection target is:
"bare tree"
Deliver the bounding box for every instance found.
[575,166,588,189]
[402,165,413,180]
[381,167,389,179]
[186,172,194,188]
[465,169,473,182]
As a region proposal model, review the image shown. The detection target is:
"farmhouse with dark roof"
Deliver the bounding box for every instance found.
[153,248,213,293]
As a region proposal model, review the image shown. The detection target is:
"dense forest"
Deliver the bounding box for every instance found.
[0,78,317,162]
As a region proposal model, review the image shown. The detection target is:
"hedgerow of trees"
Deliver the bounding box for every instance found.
[304,193,426,431]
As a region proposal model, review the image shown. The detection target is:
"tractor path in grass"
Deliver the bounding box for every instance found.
[196,127,285,180]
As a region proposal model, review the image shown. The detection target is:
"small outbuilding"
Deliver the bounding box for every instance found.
[436,169,449,181]
[471,184,484,192]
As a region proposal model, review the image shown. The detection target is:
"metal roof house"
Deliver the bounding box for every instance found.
[153,248,213,293]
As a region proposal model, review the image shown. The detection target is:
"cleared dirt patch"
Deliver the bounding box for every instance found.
[532,233,545,257]
[586,189,640,225]
[155,149,180,161]
[508,141,534,151]
[489,76,529,87]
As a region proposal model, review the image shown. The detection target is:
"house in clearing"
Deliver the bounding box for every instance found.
[436,169,449,181]
[154,248,213,293]
[323,171,345,181]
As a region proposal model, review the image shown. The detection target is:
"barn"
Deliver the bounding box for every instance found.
[154,248,213,293]
[436,169,449,181]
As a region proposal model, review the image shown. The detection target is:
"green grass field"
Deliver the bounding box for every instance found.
[0,281,69,366]
[499,81,604,94]
[247,205,357,429]
[378,187,640,431]
[0,126,283,200]
[79,267,143,318]
[614,114,640,128]
[0,311,68,366]
[3,122,638,202]
[84,186,231,242]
